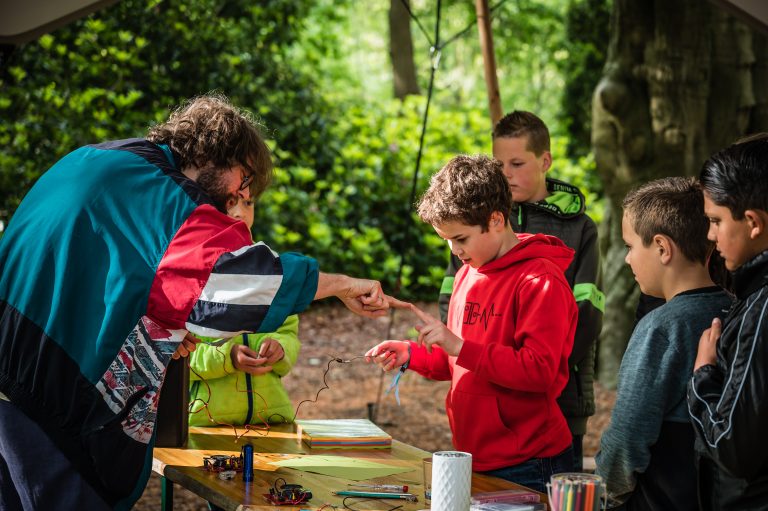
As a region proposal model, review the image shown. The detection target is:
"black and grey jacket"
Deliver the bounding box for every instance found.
[438,177,604,436]
[688,249,768,510]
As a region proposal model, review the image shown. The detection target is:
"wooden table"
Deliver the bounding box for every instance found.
[153,425,547,510]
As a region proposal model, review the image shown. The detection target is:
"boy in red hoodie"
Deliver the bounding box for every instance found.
[366,154,577,492]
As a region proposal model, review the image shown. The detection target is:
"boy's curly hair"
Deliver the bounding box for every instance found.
[147,93,273,198]
[417,155,511,231]
[700,133,768,219]
[492,110,550,156]
[623,177,712,264]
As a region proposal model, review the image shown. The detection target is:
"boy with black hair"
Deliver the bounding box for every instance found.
[688,134,768,510]
[596,177,731,510]
[438,111,603,469]
[367,154,577,492]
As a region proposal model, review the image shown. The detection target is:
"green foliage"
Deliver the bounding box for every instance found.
[0,0,334,214]
[255,95,490,298]
[1,0,605,300]
[492,0,569,122]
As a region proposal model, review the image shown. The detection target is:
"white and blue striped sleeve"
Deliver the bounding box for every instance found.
[185,242,318,338]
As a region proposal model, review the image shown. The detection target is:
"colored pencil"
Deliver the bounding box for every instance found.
[595,482,603,511]
[566,482,574,511]
[559,481,566,511]
[584,481,594,511]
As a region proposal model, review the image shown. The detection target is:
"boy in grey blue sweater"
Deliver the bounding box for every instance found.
[596,177,731,510]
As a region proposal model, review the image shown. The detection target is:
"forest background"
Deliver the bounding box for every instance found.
[0,0,606,295]
[3,1,768,507]
[2,0,767,384]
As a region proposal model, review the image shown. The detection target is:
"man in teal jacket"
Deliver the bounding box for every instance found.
[0,95,397,510]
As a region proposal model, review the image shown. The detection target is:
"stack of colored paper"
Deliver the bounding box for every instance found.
[471,489,541,504]
[294,419,392,449]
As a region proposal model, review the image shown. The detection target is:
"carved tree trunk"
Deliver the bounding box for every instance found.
[389,0,420,99]
[592,0,768,386]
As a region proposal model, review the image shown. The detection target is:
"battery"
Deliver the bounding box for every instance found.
[241,444,253,482]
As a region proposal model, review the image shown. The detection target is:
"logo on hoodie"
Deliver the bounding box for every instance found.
[463,302,502,329]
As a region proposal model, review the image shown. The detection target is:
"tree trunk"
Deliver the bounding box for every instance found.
[592,0,768,387]
[475,0,503,126]
[389,0,420,99]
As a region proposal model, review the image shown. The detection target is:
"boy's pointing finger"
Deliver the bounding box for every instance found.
[409,303,436,324]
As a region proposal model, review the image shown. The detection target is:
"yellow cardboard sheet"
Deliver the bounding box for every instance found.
[270,455,412,480]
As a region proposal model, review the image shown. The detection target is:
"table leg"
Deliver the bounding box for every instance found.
[161,476,174,511]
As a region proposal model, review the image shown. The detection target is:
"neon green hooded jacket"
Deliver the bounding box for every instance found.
[188,315,300,426]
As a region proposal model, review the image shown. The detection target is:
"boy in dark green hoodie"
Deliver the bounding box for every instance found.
[438,111,604,470]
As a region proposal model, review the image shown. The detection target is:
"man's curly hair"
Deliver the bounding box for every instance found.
[417,155,512,231]
[147,93,272,198]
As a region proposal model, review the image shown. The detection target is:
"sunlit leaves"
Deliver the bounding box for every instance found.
[1,0,603,299]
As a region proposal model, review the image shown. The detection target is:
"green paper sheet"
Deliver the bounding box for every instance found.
[270,455,413,480]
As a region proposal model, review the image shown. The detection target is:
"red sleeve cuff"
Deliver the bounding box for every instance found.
[407,340,429,372]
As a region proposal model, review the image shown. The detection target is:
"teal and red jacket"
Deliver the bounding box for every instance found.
[0,139,318,509]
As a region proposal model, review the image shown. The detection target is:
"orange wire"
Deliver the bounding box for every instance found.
[187,350,365,441]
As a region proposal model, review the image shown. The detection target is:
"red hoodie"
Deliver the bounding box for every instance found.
[409,233,577,471]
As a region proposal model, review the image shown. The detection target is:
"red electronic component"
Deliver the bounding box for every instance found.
[264,483,313,505]
[202,454,244,473]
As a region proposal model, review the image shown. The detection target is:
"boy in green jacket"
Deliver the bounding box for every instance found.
[189,197,300,426]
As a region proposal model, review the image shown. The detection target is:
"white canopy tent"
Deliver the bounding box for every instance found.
[0,0,117,44]
[713,0,768,34]
[1,0,767,46]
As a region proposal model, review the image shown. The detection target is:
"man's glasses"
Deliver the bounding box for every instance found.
[239,170,254,191]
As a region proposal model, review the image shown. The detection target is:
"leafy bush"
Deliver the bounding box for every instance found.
[1,0,602,300]
[0,0,335,215]
[255,94,492,299]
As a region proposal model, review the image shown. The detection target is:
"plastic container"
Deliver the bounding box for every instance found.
[470,503,547,511]
[471,488,541,504]
[547,472,606,511]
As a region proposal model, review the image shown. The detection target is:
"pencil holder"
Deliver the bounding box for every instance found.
[546,472,606,511]
[431,451,472,511]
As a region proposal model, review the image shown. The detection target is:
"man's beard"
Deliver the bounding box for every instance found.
[196,166,237,213]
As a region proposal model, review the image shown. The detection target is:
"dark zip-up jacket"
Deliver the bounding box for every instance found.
[439,177,604,435]
[688,249,768,510]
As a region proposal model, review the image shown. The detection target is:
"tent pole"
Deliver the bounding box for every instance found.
[475,0,503,127]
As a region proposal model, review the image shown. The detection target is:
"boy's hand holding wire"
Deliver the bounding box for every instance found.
[230,338,284,376]
[365,341,410,372]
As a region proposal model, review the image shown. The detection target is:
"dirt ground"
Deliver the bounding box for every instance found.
[134,302,615,510]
